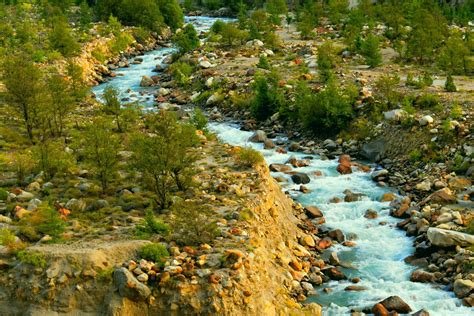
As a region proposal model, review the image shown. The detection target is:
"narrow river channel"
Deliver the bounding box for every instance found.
[92,16,473,316]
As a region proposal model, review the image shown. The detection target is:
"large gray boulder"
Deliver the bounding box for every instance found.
[113,267,151,301]
[453,279,474,298]
[427,227,474,247]
[361,139,386,162]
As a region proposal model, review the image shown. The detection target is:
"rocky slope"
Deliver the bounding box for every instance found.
[0,141,324,315]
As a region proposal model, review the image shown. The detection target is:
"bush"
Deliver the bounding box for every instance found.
[445,73,457,92]
[0,189,8,201]
[20,204,66,241]
[139,243,169,266]
[173,24,199,54]
[297,82,355,136]
[135,210,170,239]
[257,55,270,70]
[415,94,440,109]
[17,250,47,268]
[361,34,382,68]
[169,201,220,246]
[236,147,264,168]
[251,73,285,121]
[0,228,15,246]
[169,61,194,86]
[190,108,208,132]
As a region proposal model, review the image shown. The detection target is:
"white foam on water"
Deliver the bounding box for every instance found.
[209,122,474,316]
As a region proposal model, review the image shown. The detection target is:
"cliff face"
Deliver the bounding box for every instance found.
[0,143,322,316]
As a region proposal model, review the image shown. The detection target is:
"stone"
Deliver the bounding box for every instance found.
[416,180,432,191]
[412,309,430,316]
[269,164,292,173]
[328,229,345,242]
[264,139,275,149]
[323,139,338,150]
[26,182,41,192]
[305,206,323,218]
[199,60,212,69]
[379,296,412,313]
[113,268,151,301]
[137,273,149,282]
[65,199,87,212]
[329,252,340,265]
[291,173,310,184]
[427,227,474,247]
[344,285,367,291]
[371,169,389,181]
[364,209,378,219]
[410,269,435,283]
[419,115,434,126]
[337,155,352,175]
[323,267,346,280]
[16,190,34,202]
[372,303,389,316]
[0,215,11,223]
[206,93,223,105]
[361,140,386,162]
[384,109,407,122]
[453,279,474,298]
[421,188,456,205]
[249,130,266,143]
[301,235,315,247]
[380,193,396,202]
[140,76,154,87]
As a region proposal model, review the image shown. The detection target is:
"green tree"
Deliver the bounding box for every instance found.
[361,34,382,68]
[1,53,45,143]
[103,86,123,132]
[46,74,76,137]
[130,112,197,209]
[48,16,80,57]
[156,0,184,30]
[407,8,447,63]
[79,1,92,30]
[297,82,354,136]
[437,31,470,75]
[118,0,164,32]
[33,140,74,180]
[81,118,121,194]
[317,41,336,83]
[251,73,284,121]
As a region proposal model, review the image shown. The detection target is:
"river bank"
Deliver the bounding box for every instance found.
[83,14,472,309]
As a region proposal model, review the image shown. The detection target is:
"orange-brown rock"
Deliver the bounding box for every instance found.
[336,155,352,175]
[373,303,390,316]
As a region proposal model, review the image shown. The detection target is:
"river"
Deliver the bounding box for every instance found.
[92,16,473,316]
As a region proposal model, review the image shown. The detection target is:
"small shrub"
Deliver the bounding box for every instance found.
[236,147,264,167]
[135,210,170,239]
[450,103,462,119]
[409,150,422,162]
[466,218,474,234]
[17,250,47,268]
[0,228,15,246]
[257,55,270,69]
[169,201,220,246]
[21,204,66,241]
[169,61,194,86]
[415,94,439,109]
[139,243,169,266]
[0,189,8,201]
[445,73,457,92]
[190,108,208,132]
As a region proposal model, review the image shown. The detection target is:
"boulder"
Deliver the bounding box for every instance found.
[305,206,323,218]
[291,173,310,184]
[361,139,386,162]
[427,227,474,247]
[454,279,474,298]
[371,169,389,182]
[419,115,434,126]
[328,229,345,242]
[263,139,275,149]
[206,93,223,105]
[364,209,378,219]
[269,164,292,173]
[199,60,212,69]
[113,268,151,301]
[323,267,346,280]
[384,109,407,122]
[16,190,34,202]
[421,188,456,205]
[323,139,338,150]
[336,155,352,175]
[65,199,87,212]
[379,296,412,313]
[140,76,154,87]
[372,303,389,316]
[410,269,435,283]
[249,130,266,143]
